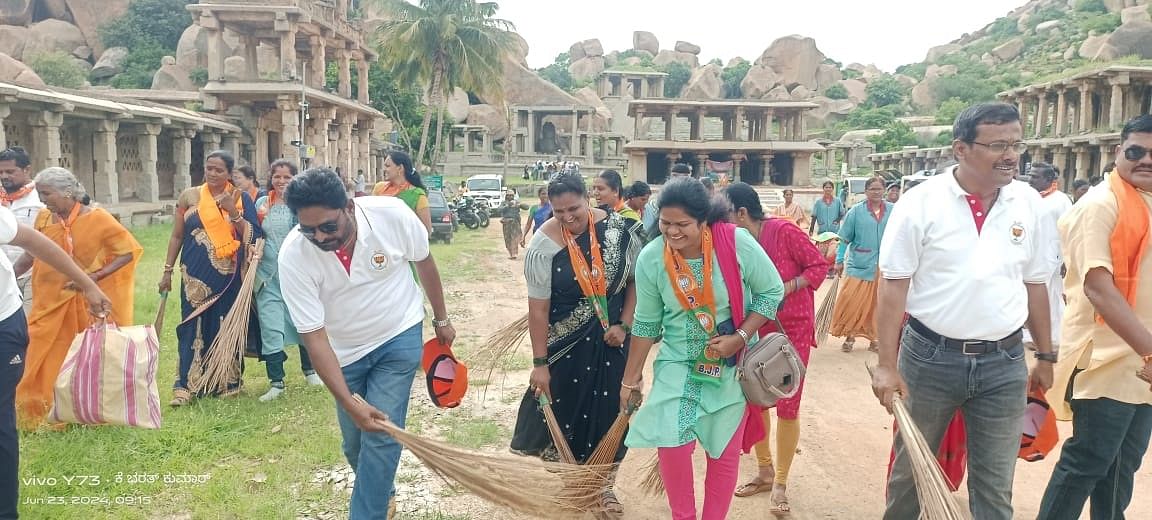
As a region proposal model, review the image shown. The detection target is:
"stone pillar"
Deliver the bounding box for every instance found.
[482,129,492,155]
[695,109,706,140]
[311,107,332,166]
[338,112,355,175]
[1055,88,1068,137]
[202,131,222,158]
[357,59,370,104]
[200,13,225,81]
[0,104,9,146]
[275,14,296,80]
[172,128,195,194]
[1109,79,1127,129]
[527,110,537,153]
[571,109,580,154]
[29,111,64,171]
[92,120,119,204]
[136,124,162,203]
[1017,97,1029,133]
[278,97,301,161]
[242,35,258,80]
[761,153,773,184]
[664,111,674,141]
[337,48,352,98]
[798,114,807,141]
[734,108,746,142]
[358,122,371,176]
[1052,147,1069,175]
[792,153,812,187]
[732,154,745,183]
[1074,146,1091,180]
[1079,83,1092,132]
[222,134,240,158]
[310,36,327,89]
[1035,94,1048,138]
[696,153,707,178]
[639,79,648,99]
[632,109,643,140]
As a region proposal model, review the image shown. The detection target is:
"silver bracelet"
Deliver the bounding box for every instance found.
[736,328,751,344]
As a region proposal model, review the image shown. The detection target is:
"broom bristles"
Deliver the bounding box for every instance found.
[541,398,578,464]
[193,239,264,395]
[473,314,530,383]
[814,275,840,346]
[586,389,641,466]
[891,396,968,520]
[639,452,665,496]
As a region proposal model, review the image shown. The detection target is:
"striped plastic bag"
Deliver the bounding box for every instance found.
[48,323,163,429]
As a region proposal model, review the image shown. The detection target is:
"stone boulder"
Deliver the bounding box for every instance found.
[223,55,247,81]
[71,57,92,74]
[65,0,131,55]
[0,52,44,88]
[807,96,856,127]
[176,24,240,72]
[573,86,612,131]
[568,56,605,82]
[726,57,747,68]
[633,31,659,55]
[22,19,87,62]
[72,46,92,60]
[653,49,698,69]
[1036,20,1062,32]
[43,0,71,21]
[1093,20,1152,60]
[754,35,825,91]
[151,55,195,91]
[488,57,584,107]
[816,63,842,91]
[90,46,128,80]
[845,62,884,81]
[1079,32,1111,59]
[893,74,918,88]
[603,50,619,67]
[1123,5,1152,25]
[569,41,586,61]
[0,25,28,61]
[991,38,1025,62]
[1064,44,1078,61]
[837,79,867,104]
[981,52,998,67]
[465,104,509,141]
[0,0,34,26]
[839,128,883,142]
[911,65,958,111]
[790,84,813,100]
[622,56,644,67]
[680,64,722,100]
[675,41,701,55]
[1103,0,1128,13]
[509,32,529,65]
[764,84,791,101]
[445,87,471,124]
[580,39,604,57]
[924,43,962,62]
[740,64,780,99]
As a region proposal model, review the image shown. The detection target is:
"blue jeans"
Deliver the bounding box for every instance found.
[335,324,423,520]
[1037,397,1152,520]
[884,323,1028,520]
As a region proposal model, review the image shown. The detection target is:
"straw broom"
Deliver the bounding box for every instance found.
[814,275,840,346]
[473,313,530,378]
[586,389,642,465]
[540,394,577,464]
[352,395,610,516]
[192,238,265,395]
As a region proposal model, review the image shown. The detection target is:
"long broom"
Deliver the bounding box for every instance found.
[814,275,840,346]
[192,238,265,395]
[866,364,967,520]
[352,395,609,516]
[540,394,577,464]
[473,313,530,379]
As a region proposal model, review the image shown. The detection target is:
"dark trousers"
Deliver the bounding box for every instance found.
[264,347,315,385]
[1037,397,1152,520]
[0,309,28,520]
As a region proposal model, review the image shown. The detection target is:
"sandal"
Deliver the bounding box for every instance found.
[599,489,623,518]
[734,477,773,497]
[169,388,192,407]
[770,485,791,517]
[841,340,854,353]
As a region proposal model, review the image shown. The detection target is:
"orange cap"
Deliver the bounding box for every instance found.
[421,338,468,409]
[1019,385,1059,462]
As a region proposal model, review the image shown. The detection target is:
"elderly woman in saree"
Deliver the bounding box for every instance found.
[159,150,262,406]
[12,167,142,430]
[509,172,644,518]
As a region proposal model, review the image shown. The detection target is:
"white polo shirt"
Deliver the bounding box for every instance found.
[279,196,430,367]
[0,207,23,321]
[879,171,1055,340]
[1,186,43,280]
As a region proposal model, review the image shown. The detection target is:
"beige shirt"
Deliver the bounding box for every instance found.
[772,202,809,229]
[1051,181,1152,420]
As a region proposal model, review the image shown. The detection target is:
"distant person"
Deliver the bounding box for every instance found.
[641,163,693,239]
[1020,162,1073,353]
[499,189,522,260]
[373,151,432,234]
[521,186,552,248]
[233,164,264,201]
[354,170,366,197]
[0,147,44,313]
[830,176,891,353]
[624,181,651,219]
[772,189,809,229]
[809,181,844,236]
[1072,179,1091,203]
[593,170,639,221]
[885,183,901,204]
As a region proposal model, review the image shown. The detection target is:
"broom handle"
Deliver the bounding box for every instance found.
[537,394,577,464]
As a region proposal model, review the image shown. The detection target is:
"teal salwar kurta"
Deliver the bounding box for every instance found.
[626,228,784,457]
[255,197,300,355]
[834,200,893,281]
[811,197,845,234]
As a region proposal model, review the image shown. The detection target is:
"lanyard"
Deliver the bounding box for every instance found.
[663,226,717,335]
[562,211,610,330]
[57,202,82,255]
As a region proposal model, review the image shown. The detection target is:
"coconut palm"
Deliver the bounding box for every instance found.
[369,0,517,170]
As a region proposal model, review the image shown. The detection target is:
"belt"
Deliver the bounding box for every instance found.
[907,317,1022,355]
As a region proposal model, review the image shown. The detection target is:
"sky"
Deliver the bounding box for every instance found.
[494,0,1026,72]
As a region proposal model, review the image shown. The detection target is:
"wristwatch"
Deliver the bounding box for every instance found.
[432,318,451,328]
[1034,352,1058,363]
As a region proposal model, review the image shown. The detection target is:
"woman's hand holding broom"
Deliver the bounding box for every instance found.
[529,366,551,398]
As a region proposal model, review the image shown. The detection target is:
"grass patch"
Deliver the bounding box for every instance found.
[436,413,505,450]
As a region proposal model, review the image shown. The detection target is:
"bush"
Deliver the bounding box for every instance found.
[720,60,751,99]
[935,98,968,125]
[1027,6,1065,30]
[869,121,918,153]
[987,17,1019,39]
[28,52,87,89]
[895,62,928,81]
[1074,0,1107,13]
[1080,13,1122,34]
[536,52,573,92]
[933,130,955,147]
[189,67,208,87]
[99,0,194,89]
[842,69,862,80]
[824,83,849,100]
[658,61,692,97]
[864,76,908,108]
[109,44,167,88]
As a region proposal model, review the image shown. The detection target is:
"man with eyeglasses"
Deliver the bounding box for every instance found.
[0,147,44,313]
[1039,115,1152,519]
[872,102,1057,520]
[277,168,456,520]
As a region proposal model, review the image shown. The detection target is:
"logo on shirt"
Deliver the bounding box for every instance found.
[8,354,20,365]
[369,250,388,271]
[1010,221,1026,245]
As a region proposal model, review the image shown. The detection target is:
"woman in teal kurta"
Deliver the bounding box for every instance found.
[621,178,783,520]
[829,176,893,353]
[254,159,321,401]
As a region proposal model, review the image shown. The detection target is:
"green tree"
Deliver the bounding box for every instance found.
[28,52,87,89]
[536,53,573,92]
[864,76,908,108]
[935,98,968,125]
[824,83,849,100]
[1074,0,1107,13]
[869,121,918,153]
[659,61,692,97]
[370,0,518,169]
[721,60,751,99]
[99,0,193,88]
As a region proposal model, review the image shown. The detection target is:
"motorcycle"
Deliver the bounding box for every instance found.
[453,196,482,230]
[477,203,490,228]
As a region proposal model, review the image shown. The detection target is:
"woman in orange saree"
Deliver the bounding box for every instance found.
[13,167,142,430]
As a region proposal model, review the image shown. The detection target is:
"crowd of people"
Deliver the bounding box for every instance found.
[0,100,1148,520]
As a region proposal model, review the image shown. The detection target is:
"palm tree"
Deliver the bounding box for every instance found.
[369,0,517,171]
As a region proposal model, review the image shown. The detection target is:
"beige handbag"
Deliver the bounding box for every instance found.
[737,319,806,407]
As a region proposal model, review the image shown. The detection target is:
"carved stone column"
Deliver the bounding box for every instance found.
[276,13,296,80]
[357,59,370,104]
[136,124,162,203]
[92,120,119,204]
[1055,88,1068,137]
[172,127,195,194]
[337,48,352,99]
[1079,82,1093,132]
[310,36,327,89]
[29,111,64,171]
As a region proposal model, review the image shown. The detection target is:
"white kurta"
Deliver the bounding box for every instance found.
[1024,190,1073,346]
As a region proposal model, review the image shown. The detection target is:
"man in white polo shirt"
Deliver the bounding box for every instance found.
[278,168,455,520]
[0,147,45,313]
[0,204,110,519]
[872,103,1058,520]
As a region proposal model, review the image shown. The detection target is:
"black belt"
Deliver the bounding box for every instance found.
[907,317,1022,355]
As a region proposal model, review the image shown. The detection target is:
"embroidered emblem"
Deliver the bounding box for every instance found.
[370,251,388,271]
[1010,221,1026,245]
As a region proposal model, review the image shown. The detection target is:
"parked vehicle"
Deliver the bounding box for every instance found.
[454,195,483,230]
[427,190,454,243]
[465,174,517,215]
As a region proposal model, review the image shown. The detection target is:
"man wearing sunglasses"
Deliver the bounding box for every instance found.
[873,102,1057,520]
[1039,115,1152,519]
[277,168,455,520]
[0,147,44,314]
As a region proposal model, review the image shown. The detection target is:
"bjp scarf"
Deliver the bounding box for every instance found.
[1107,172,1149,318]
[0,183,34,206]
[198,183,244,260]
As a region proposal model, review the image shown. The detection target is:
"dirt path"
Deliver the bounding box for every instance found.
[401,228,1152,519]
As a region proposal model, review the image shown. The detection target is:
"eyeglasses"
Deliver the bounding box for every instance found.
[970,141,1028,155]
[1123,145,1152,162]
[299,213,344,237]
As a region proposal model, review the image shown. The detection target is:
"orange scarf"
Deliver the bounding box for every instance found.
[1,183,34,207]
[1107,172,1149,318]
[256,190,280,225]
[198,183,244,260]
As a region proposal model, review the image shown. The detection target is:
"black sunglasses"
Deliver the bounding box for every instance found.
[1123,145,1152,162]
[299,211,346,237]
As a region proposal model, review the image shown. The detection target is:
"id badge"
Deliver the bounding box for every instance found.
[690,347,725,385]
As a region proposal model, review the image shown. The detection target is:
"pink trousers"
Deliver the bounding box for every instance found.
[657,412,748,520]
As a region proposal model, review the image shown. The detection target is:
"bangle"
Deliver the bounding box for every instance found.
[621,381,641,391]
[736,328,751,345]
[532,356,549,367]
